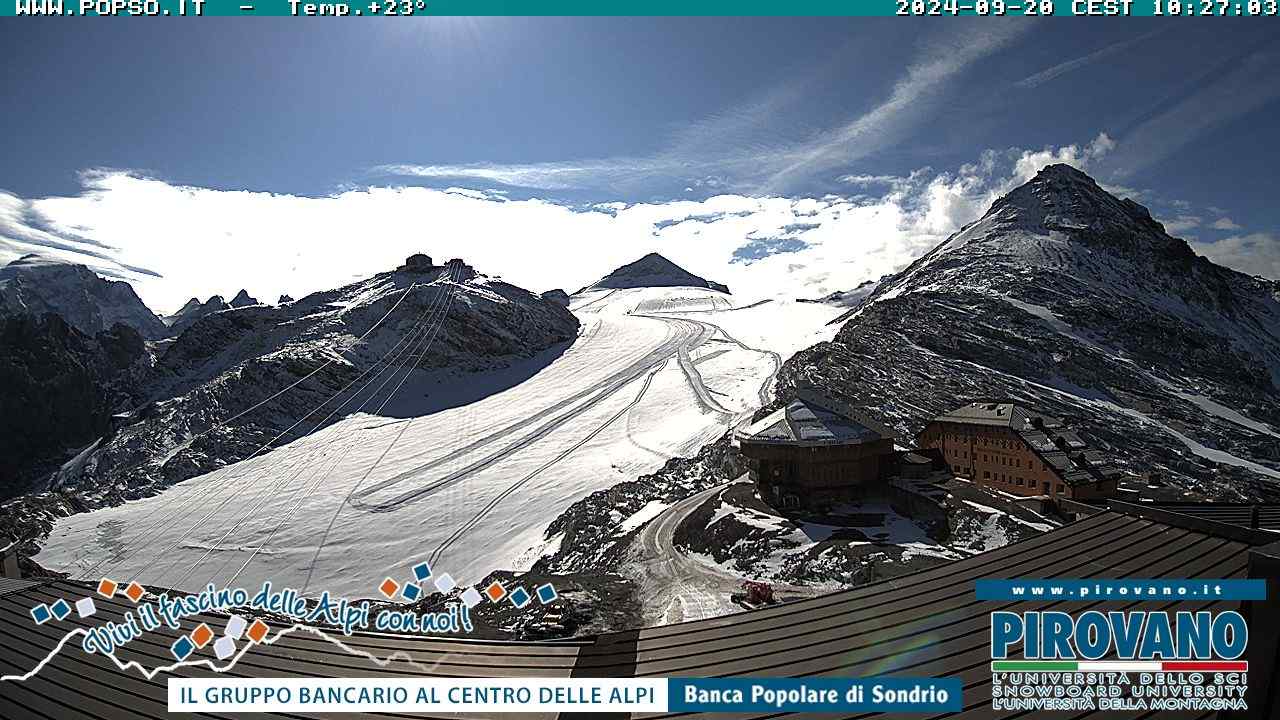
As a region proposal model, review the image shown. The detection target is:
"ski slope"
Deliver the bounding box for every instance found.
[39,287,839,597]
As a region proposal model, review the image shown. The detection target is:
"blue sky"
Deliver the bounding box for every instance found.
[1,20,1278,310]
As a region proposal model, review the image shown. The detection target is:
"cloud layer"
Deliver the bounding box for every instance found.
[13,133,1246,319]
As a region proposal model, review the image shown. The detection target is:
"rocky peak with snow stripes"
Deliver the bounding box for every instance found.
[782,165,1280,502]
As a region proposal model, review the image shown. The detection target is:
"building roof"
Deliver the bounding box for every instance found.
[0,505,1265,719]
[931,401,1063,431]
[1141,502,1280,532]
[736,390,896,447]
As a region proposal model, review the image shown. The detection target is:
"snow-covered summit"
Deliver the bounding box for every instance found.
[0,254,168,339]
[783,164,1280,502]
[582,252,729,294]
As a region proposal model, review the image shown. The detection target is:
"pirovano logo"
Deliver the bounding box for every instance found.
[979,579,1260,713]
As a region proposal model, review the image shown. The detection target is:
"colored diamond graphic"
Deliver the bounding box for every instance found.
[30,604,51,625]
[536,583,557,605]
[97,579,117,599]
[225,614,247,640]
[460,587,482,609]
[402,583,421,601]
[433,573,456,594]
[191,623,214,648]
[124,582,145,603]
[214,636,236,660]
[75,597,97,618]
[50,599,71,620]
[484,582,507,602]
[379,578,399,599]
[171,636,195,661]
[509,587,531,609]
[412,562,432,582]
[247,619,269,644]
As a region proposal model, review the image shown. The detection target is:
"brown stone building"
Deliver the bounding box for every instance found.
[735,390,898,510]
[916,401,1120,501]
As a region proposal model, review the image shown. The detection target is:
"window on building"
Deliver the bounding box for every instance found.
[983,470,990,479]
[1056,483,1065,493]
[1016,477,1024,486]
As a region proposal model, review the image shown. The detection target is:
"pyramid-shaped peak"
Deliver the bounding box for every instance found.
[229,289,259,308]
[979,163,1167,241]
[585,252,729,294]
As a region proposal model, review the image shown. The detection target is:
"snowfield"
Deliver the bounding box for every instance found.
[38,286,819,597]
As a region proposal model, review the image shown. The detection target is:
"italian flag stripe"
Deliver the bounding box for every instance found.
[992,660,1247,672]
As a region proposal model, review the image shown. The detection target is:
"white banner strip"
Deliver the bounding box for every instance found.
[169,678,668,713]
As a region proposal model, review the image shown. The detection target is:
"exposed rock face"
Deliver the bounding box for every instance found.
[0,313,148,499]
[228,289,259,308]
[277,294,295,305]
[541,289,571,306]
[581,252,730,294]
[0,254,168,340]
[2,259,579,553]
[778,164,1280,502]
[163,295,230,336]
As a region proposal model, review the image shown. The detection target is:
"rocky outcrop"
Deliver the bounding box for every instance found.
[532,433,747,575]
[541,289,571,306]
[163,295,230,336]
[0,313,147,499]
[228,289,259,308]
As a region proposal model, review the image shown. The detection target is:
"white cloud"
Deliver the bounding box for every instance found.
[1193,233,1280,280]
[1164,215,1203,234]
[835,174,907,187]
[1210,217,1243,231]
[9,132,1264,320]
[1010,132,1115,184]
[761,24,1031,193]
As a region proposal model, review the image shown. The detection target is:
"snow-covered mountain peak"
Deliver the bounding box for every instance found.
[795,165,1280,503]
[981,163,1169,242]
[583,252,729,294]
[0,253,168,339]
[860,165,1255,323]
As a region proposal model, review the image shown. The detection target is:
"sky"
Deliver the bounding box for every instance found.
[1,19,1278,313]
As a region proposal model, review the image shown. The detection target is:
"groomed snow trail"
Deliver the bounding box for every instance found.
[39,286,809,596]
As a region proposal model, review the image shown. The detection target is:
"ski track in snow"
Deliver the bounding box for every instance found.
[39,287,800,595]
